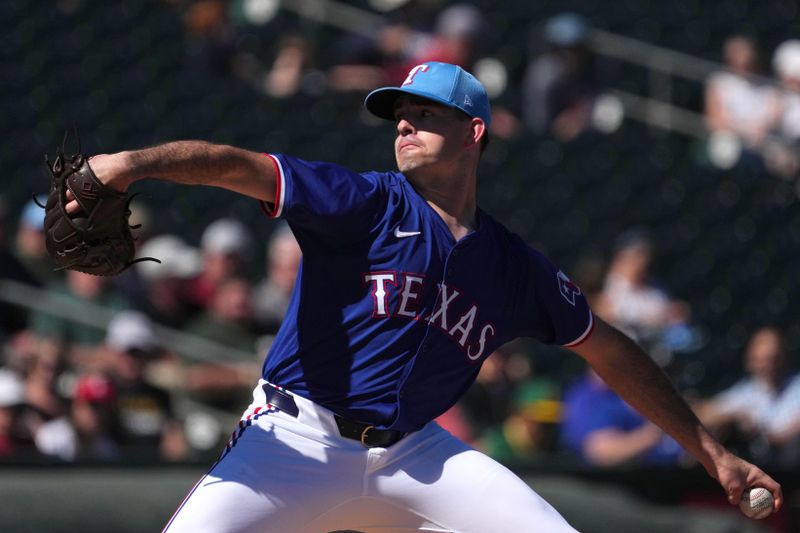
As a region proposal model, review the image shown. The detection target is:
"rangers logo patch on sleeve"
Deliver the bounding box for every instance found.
[557,271,582,306]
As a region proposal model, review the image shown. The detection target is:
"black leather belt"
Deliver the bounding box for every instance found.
[262,384,406,448]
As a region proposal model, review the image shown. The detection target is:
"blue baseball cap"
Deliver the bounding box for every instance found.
[365,62,491,127]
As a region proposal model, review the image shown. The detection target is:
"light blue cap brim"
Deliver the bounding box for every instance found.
[366,86,473,121]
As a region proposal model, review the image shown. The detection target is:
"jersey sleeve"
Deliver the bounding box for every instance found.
[262,154,386,240]
[516,248,594,347]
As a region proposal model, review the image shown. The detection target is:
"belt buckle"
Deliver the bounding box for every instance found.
[360,425,376,447]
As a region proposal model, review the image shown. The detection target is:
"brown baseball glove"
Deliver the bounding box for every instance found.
[42,130,155,276]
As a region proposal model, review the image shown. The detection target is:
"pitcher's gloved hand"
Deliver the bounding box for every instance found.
[43,130,155,275]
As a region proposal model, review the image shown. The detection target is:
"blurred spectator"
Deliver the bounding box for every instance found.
[772,39,800,142]
[5,323,69,453]
[102,311,187,460]
[763,39,800,177]
[0,368,35,458]
[704,35,779,155]
[598,229,693,364]
[468,342,564,462]
[186,276,259,354]
[522,13,598,141]
[571,252,608,310]
[0,377,21,456]
[35,373,122,462]
[460,347,516,434]
[108,199,158,305]
[23,348,67,422]
[182,0,236,77]
[252,225,302,334]
[328,23,415,92]
[329,3,483,93]
[695,326,800,467]
[561,368,684,467]
[185,218,252,311]
[134,234,201,329]
[14,196,58,285]
[184,276,262,411]
[29,270,130,367]
[480,376,562,462]
[263,34,317,98]
[0,196,39,340]
[35,312,189,462]
[412,3,484,69]
[400,2,529,142]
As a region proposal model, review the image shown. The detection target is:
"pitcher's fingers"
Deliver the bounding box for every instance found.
[64,189,82,215]
[745,468,783,511]
[727,483,744,505]
[765,482,783,512]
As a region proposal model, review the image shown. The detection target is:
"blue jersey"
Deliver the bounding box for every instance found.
[261,154,593,432]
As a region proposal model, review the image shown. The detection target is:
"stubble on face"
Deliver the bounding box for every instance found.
[396,148,423,173]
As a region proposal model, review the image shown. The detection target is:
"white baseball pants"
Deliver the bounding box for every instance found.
[164,380,578,533]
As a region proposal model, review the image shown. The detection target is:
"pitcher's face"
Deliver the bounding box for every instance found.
[393,96,472,176]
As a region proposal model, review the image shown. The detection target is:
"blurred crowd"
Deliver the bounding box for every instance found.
[170,0,800,180]
[704,33,800,180]
[171,0,609,143]
[3,1,797,470]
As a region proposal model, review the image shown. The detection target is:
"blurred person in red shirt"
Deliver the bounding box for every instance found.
[35,373,122,462]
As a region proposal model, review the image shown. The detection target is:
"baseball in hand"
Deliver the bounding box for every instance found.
[739,487,774,520]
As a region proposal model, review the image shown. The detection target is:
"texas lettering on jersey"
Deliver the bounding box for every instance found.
[262,154,593,431]
[363,272,495,360]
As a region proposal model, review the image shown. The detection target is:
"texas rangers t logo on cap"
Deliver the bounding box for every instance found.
[402,64,430,86]
[364,61,492,127]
